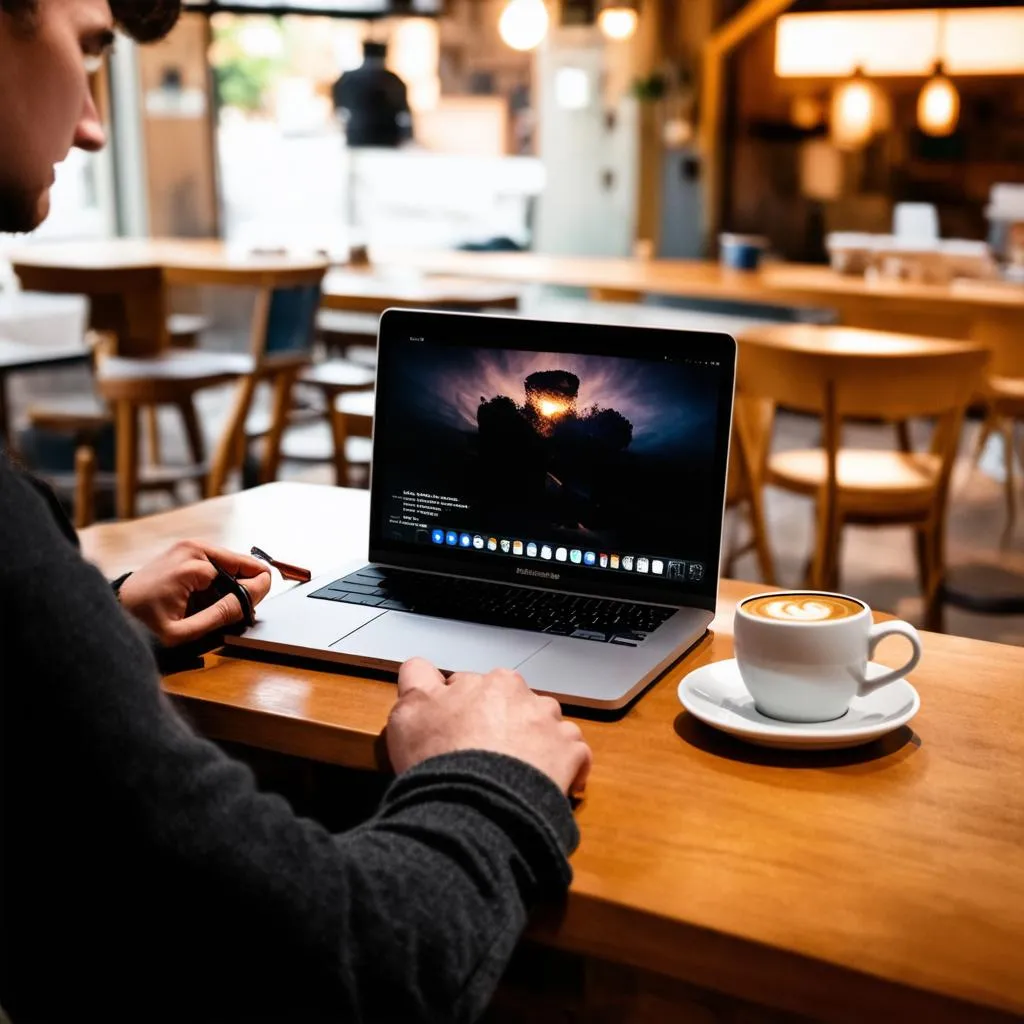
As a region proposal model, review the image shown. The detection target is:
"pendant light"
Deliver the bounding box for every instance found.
[498,0,549,52]
[598,0,639,42]
[918,12,960,137]
[830,66,880,151]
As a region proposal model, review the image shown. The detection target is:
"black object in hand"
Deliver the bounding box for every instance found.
[185,559,256,630]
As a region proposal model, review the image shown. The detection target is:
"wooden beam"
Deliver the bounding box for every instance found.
[707,0,797,59]
[699,0,798,251]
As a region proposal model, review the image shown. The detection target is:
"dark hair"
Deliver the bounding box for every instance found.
[1,0,181,42]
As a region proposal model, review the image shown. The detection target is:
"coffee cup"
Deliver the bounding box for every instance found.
[733,591,922,723]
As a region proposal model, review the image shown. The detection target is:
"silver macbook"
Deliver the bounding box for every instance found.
[227,308,736,710]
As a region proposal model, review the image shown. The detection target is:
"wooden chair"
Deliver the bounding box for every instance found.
[96,346,253,517]
[25,268,327,520]
[328,388,375,487]
[167,312,211,349]
[722,397,776,585]
[734,330,988,631]
[20,330,237,525]
[204,269,328,497]
[296,360,376,485]
[315,308,379,362]
[967,316,1024,539]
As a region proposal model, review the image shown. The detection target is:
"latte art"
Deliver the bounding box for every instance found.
[742,594,863,622]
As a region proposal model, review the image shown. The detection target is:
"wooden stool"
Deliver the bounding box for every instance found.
[329,388,375,487]
[167,312,211,349]
[296,359,375,484]
[315,309,378,360]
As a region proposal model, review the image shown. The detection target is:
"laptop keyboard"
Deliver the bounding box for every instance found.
[308,566,675,646]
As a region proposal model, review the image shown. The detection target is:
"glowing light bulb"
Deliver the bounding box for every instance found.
[498,0,549,52]
[598,6,638,41]
[918,67,960,137]
[830,70,879,151]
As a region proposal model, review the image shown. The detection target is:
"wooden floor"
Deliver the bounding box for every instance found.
[11,352,1024,646]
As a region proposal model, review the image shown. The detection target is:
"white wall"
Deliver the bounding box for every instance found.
[533,25,640,257]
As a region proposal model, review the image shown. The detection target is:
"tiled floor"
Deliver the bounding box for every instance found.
[10,339,1024,647]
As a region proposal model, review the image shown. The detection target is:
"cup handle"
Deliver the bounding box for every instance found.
[858,620,922,695]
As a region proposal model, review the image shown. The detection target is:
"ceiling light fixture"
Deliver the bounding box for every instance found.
[498,0,549,52]
[830,66,882,151]
[598,0,639,42]
[918,12,960,136]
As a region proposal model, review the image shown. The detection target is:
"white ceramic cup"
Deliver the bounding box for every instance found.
[733,591,922,723]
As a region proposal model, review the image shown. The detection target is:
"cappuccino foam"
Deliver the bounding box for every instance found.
[742,593,863,623]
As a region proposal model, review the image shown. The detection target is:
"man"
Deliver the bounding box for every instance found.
[332,39,413,149]
[0,2,592,1021]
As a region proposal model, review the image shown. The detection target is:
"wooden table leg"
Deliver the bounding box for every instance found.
[115,399,139,520]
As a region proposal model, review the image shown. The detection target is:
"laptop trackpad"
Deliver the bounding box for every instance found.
[332,612,549,674]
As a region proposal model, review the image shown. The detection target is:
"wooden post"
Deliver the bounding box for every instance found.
[700,0,797,251]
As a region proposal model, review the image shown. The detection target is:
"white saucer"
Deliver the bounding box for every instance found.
[677,659,920,750]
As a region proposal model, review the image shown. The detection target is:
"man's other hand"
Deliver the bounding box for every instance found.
[387,658,592,798]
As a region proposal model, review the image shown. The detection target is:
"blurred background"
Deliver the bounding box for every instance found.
[4,0,1024,643]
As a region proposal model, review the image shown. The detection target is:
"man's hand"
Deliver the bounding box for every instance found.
[116,540,272,648]
[387,658,592,797]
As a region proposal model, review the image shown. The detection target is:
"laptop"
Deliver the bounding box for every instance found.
[226,308,737,710]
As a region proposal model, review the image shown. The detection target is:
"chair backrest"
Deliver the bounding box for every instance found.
[736,325,988,422]
[969,312,1024,382]
[248,266,328,368]
[735,325,989,517]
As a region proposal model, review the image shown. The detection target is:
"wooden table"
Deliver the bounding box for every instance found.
[373,248,1024,350]
[79,483,1024,1024]
[321,268,520,316]
[10,239,519,356]
[10,239,330,357]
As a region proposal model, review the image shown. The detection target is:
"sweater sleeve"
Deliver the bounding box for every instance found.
[0,462,579,1023]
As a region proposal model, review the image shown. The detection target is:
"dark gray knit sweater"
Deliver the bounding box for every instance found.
[0,459,579,1023]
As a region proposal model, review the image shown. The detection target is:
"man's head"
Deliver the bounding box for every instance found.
[0,0,180,232]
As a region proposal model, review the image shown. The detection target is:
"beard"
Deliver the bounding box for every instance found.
[0,181,47,234]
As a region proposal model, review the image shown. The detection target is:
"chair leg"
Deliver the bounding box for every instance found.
[722,507,739,579]
[1001,418,1017,542]
[746,487,777,587]
[145,405,162,467]
[208,374,258,498]
[971,408,997,469]
[921,523,945,634]
[328,400,351,488]
[114,399,139,521]
[74,445,97,529]
[177,397,206,466]
[824,517,843,593]
[260,368,298,485]
[809,497,831,590]
[914,528,930,596]
[896,420,912,454]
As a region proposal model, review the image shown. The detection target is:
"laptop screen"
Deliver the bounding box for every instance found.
[369,310,736,610]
